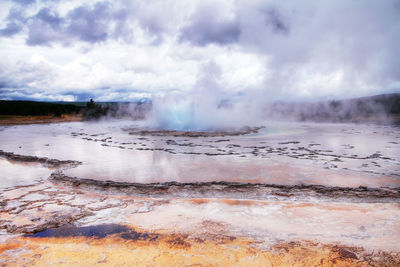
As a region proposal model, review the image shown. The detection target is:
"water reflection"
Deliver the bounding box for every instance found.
[0,158,51,189]
[0,121,399,187]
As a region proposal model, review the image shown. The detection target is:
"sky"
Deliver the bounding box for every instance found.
[0,0,399,102]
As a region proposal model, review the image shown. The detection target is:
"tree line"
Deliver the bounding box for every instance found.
[0,100,82,117]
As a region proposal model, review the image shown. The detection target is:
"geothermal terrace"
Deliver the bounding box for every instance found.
[0,120,399,266]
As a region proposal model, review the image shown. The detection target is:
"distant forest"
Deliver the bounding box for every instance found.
[0,99,150,120]
[0,100,83,117]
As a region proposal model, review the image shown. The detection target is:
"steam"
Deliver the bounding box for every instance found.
[147,93,399,130]
[96,59,399,129]
[149,61,264,130]
[143,60,399,130]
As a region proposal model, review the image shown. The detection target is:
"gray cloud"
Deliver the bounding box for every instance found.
[264,8,289,35]
[178,3,290,47]
[2,1,134,46]
[35,8,62,28]
[0,8,25,37]
[26,8,63,45]
[11,0,36,5]
[179,4,240,46]
[66,2,111,43]
[111,8,134,42]
[0,22,22,37]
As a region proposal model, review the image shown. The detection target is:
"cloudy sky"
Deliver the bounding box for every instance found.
[0,0,399,102]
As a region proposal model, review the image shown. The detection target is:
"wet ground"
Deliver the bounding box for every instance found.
[0,120,399,266]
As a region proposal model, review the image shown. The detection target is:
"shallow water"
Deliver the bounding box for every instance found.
[0,120,399,187]
[0,158,51,189]
[26,224,131,238]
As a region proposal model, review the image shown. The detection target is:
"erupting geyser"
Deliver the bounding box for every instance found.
[151,93,195,131]
[150,92,263,132]
[148,61,264,132]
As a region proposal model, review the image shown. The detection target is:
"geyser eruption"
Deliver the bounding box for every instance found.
[151,93,195,130]
[151,93,248,131]
[149,61,263,131]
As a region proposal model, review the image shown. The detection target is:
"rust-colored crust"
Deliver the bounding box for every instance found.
[1,227,399,266]
[0,114,82,126]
